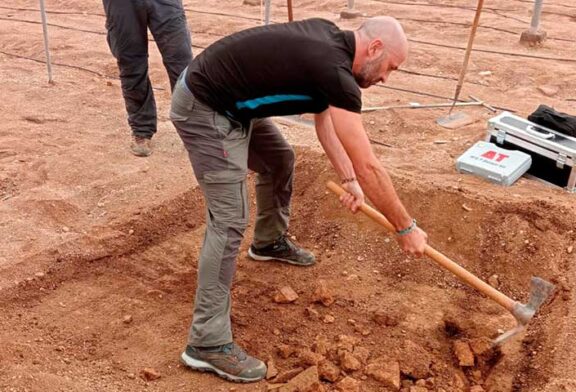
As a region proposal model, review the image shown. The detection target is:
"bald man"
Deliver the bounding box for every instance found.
[170,17,428,383]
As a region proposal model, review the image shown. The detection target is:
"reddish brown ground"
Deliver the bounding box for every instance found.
[1,0,575,391]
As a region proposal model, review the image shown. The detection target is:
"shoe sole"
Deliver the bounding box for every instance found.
[180,351,265,383]
[247,248,315,266]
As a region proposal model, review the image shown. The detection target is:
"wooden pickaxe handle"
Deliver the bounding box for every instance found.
[327,181,517,312]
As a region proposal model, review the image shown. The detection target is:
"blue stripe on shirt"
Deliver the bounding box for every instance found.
[236,94,313,110]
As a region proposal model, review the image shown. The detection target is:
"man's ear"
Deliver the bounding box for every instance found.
[368,39,384,58]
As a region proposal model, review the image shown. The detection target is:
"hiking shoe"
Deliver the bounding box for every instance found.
[130,136,152,157]
[248,236,316,266]
[181,342,266,383]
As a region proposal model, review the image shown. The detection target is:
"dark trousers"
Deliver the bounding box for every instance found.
[103,0,193,138]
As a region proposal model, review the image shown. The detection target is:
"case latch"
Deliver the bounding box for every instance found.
[556,153,567,169]
[496,129,506,144]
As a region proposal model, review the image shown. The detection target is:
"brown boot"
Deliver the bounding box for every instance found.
[181,342,266,383]
[130,136,152,157]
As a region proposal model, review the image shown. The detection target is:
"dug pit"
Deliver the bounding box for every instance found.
[0,150,572,392]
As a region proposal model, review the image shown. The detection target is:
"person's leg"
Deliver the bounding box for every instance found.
[102,0,156,154]
[148,0,193,91]
[170,77,265,382]
[246,118,315,266]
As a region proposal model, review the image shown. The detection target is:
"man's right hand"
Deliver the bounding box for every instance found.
[396,227,428,257]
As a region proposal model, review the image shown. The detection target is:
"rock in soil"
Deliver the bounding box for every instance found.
[274,286,299,303]
[353,346,370,364]
[400,340,432,379]
[275,367,305,384]
[453,340,475,367]
[335,376,361,392]
[323,314,335,323]
[372,308,401,327]
[312,280,335,306]
[279,366,323,392]
[365,359,401,390]
[267,359,279,380]
[470,386,486,392]
[319,360,340,383]
[298,349,325,366]
[339,351,362,371]
[336,335,359,352]
[313,335,330,355]
[277,343,298,359]
[487,274,499,288]
[140,367,161,381]
[305,306,320,320]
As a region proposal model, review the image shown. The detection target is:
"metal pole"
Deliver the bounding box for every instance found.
[530,0,543,30]
[264,0,271,25]
[520,0,546,45]
[38,0,53,83]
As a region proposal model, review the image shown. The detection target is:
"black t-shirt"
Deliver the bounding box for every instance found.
[185,18,361,122]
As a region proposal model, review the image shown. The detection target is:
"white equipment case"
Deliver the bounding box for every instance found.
[456,141,532,186]
[486,112,576,192]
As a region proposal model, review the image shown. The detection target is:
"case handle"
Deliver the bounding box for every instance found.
[527,125,555,140]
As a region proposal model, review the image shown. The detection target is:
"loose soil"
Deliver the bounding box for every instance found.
[1,0,575,391]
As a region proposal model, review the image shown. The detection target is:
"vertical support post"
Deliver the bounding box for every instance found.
[520,0,547,46]
[39,0,53,83]
[264,0,272,25]
[287,0,293,21]
[340,0,362,19]
[530,0,543,30]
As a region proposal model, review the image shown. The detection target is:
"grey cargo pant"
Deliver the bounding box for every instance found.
[103,0,193,139]
[170,75,294,347]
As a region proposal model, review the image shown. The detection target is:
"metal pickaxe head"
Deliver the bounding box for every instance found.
[494,277,555,345]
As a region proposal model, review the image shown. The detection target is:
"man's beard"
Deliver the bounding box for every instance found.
[354,54,385,88]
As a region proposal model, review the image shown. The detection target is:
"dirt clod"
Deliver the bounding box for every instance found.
[372,308,401,327]
[453,340,475,367]
[298,349,326,366]
[275,367,305,384]
[140,368,161,381]
[366,359,401,390]
[312,280,335,307]
[335,376,361,392]
[323,314,335,324]
[336,335,359,352]
[488,274,499,288]
[267,359,279,380]
[319,360,340,383]
[280,366,322,392]
[400,340,433,379]
[274,286,299,304]
[277,344,298,359]
[339,351,362,371]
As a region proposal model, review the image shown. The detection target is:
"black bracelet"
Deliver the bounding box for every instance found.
[341,177,356,184]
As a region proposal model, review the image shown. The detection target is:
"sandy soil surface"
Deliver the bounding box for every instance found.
[1,0,575,391]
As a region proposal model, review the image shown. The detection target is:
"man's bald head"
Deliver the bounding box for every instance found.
[352,16,408,88]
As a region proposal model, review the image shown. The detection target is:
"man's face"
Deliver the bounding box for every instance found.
[354,42,404,88]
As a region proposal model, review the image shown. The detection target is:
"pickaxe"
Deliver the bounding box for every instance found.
[327,181,555,345]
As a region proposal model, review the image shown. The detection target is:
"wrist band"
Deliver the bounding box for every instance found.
[341,177,356,184]
[396,218,417,236]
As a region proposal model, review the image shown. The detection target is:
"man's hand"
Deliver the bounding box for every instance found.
[396,227,428,257]
[339,180,364,213]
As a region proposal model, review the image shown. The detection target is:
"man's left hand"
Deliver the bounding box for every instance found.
[340,180,364,213]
